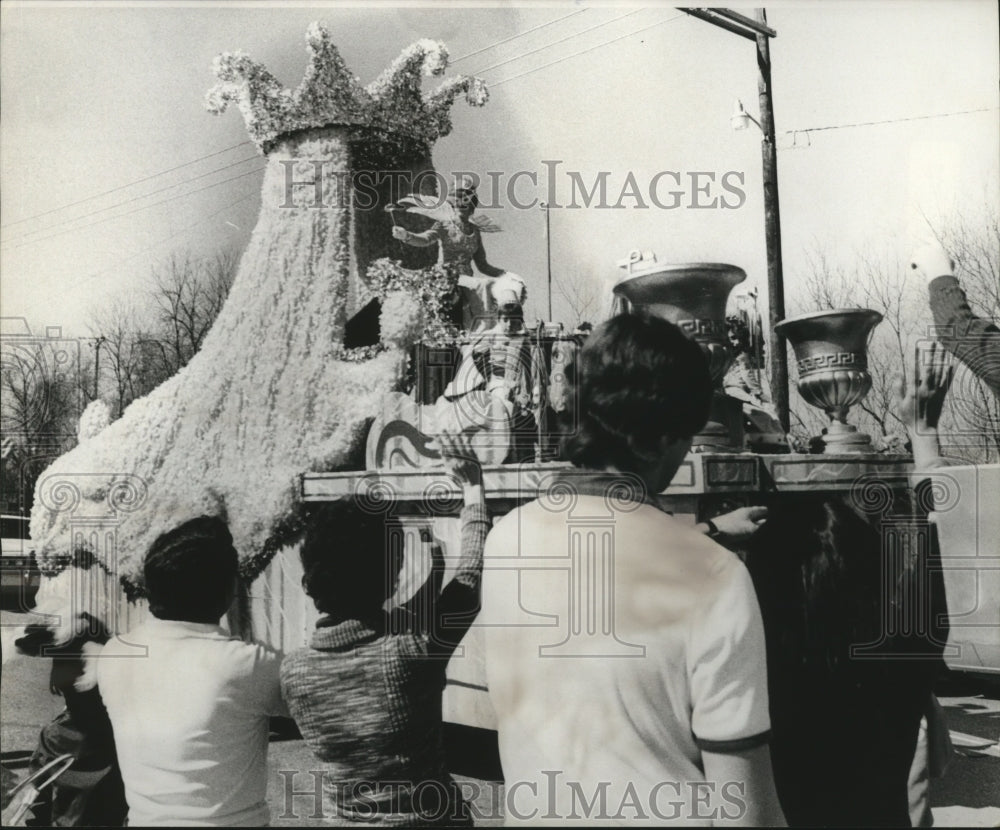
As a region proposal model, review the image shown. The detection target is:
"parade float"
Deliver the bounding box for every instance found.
[24,24,998,777]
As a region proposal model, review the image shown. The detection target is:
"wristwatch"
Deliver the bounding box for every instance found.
[703,518,723,540]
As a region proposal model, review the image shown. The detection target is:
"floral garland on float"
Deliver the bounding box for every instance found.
[29,23,488,591]
[368,258,461,348]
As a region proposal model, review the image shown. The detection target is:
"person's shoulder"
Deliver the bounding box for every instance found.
[687,532,747,589]
[483,499,555,552]
[98,619,153,658]
[211,635,283,679]
[231,635,282,659]
[626,507,740,585]
[484,503,521,542]
[278,644,322,687]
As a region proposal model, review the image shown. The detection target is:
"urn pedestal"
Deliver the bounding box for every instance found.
[775,308,883,453]
[613,254,747,450]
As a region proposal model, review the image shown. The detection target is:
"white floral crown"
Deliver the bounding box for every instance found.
[205,23,489,152]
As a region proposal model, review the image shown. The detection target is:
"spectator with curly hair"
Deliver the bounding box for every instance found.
[482,313,785,826]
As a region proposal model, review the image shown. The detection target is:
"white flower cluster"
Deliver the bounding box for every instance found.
[379,290,426,349]
[205,24,489,152]
[77,399,111,444]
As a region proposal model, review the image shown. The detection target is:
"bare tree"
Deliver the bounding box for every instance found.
[88,300,163,418]
[798,245,855,312]
[1,338,78,450]
[936,203,1000,319]
[791,217,999,462]
[1,331,80,509]
[552,271,601,329]
[150,249,237,374]
[83,248,238,419]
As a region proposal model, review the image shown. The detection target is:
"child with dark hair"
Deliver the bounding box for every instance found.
[745,496,944,826]
[9,549,127,827]
[280,432,489,826]
[483,313,785,826]
[97,516,287,827]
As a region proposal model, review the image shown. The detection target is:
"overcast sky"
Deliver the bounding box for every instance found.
[2,1,998,334]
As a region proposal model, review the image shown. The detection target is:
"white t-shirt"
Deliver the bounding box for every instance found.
[482,483,771,826]
[97,618,287,826]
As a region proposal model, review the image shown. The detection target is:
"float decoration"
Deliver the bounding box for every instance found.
[205,25,488,153]
[775,308,883,453]
[613,250,747,450]
[30,25,488,589]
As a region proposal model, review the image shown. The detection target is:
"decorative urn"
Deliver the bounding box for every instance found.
[612,251,746,449]
[775,308,883,453]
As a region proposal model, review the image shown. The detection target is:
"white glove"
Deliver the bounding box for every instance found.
[909,241,954,285]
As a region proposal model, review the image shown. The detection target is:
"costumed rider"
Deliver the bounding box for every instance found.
[391,174,505,332]
[472,274,533,405]
[723,315,766,406]
[441,273,539,463]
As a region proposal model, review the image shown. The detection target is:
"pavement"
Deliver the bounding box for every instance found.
[2,609,997,826]
[929,674,1000,827]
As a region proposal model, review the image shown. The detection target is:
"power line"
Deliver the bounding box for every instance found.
[2,13,590,236]
[4,154,261,245]
[23,191,257,313]
[451,9,589,63]
[491,12,687,88]
[1,141,253,230]
[4,166,265,251]
[1,12,641,244]
[474,8,646,75]
[786,106,999,135]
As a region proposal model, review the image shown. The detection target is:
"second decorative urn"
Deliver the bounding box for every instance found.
[613,251,747,450]
[775,308,883,453]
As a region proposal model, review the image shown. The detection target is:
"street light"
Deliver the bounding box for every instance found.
[730,98,762,132]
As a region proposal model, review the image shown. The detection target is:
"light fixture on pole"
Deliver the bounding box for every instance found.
[730,98,762,132]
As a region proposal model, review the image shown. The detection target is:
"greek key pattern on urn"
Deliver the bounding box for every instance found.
[796,351,866,377]
[676,319,728,339]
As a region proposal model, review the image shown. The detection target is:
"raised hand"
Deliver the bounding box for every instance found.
[433,430,483,489]
[894,340,955,434]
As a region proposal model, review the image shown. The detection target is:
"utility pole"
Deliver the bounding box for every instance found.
[755,8,788,433]
[542,202,553,321]
[679,7,789,432]
[93,336,106,399]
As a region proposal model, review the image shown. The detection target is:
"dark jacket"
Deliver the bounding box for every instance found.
[928,275,1000,399]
